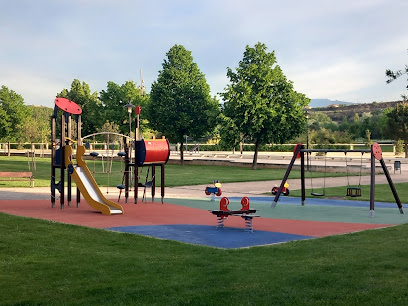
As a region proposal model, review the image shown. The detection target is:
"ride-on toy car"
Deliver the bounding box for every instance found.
[272,182,290,196]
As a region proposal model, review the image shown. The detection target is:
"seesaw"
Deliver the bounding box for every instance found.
[209,197,259,232]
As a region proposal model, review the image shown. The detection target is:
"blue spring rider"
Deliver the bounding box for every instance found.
[205,180,222,201]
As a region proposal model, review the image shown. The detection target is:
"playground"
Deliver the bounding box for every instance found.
[1,97,407,248]
[1,182,408,249]
[2,98,408,303]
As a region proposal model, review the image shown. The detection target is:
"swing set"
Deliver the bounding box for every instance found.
[272,143,404,217]
[307,151,364,197]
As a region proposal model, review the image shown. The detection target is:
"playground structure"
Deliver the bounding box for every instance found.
[271,143,404,217]
[205,179,222,201]
[51,97,82,209]
[117,104,170,204]
[210,196,259,232]
[51,97,124,215]
[51,97,170,214]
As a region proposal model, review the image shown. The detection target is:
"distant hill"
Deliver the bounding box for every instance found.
[311,101,402,123]
[310,99,354,108]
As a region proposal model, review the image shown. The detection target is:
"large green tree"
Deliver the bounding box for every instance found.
[148,44,220,165]
[58,79,102,137]
[220,42,310,169]
[381,102,408,157]
[0,85,31,142]
[99,80,149,137]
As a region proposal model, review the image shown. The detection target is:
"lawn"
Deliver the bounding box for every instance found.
[1,212,408,305]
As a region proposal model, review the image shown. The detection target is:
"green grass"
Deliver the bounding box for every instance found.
[0,156,349,188]
[289,182,408,203]
[1,213,408,305]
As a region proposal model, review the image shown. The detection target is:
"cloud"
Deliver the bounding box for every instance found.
[0,0,407,107]
[0,68,67,106]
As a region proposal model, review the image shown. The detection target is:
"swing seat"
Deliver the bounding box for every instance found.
[138,181,153,188]
[144,181,153,188]
[311,192,325,197]
[90,152,99,157]
[346,187,361,197]
[117,152,126,157]
[116,184,125,190]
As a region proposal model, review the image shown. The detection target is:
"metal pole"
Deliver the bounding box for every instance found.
[306,115,309,171]
[301,149,371,153]
[272,144,302,207]
[129,112,132,138]
[76,114,81,207]
[301,149,306,205]
[369,148,375,217]
[51,114,56,208]
[379,158,404,214]
[152,166,156,202]
[161,164,165,203]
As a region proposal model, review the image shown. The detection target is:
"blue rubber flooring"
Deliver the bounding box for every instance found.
[107,224,313,249]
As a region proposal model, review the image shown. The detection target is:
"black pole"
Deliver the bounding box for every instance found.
[306,115,309,171]
[369,148,375,217]
[152,165,156,202]
[60,113,65,210]
[51,112,56,208]
[124,141,129,203]
[301,149,306,205]
[134,141,138,204]
[301,149,371,153]
[380,158,404,214]
[272,144,303,207]
[76,114,81,207]
[161,164,165,203]
[67,113,72,206]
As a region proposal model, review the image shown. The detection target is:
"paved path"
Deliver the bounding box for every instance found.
[2,172,407,201]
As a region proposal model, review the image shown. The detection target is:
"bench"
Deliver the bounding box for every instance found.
[0,172,34,187]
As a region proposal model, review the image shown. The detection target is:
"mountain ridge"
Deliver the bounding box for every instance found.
[310,99,354,108]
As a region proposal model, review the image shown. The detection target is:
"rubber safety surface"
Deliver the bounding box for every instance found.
[1,196,407,249]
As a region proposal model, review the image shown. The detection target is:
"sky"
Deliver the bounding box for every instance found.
[1,0,407,108]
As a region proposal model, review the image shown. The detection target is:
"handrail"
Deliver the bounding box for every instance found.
[81,132,134,141]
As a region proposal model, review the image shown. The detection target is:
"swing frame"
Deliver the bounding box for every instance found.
[271,143,404,217]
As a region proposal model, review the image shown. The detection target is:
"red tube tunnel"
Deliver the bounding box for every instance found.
[135,139,170,166]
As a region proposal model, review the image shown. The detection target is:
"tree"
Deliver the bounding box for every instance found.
[386,50,408,100]
[58,79,102,137]
[220,42,310,170]
[381,102,408,157]
[99,81,150,136]
[148,44,220,165]
[22,106,52,143]
[97,120,120,146]
[308,112,337,131]
[0,85,31,142]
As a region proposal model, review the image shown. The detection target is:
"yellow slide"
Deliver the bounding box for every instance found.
[65,145,124,215]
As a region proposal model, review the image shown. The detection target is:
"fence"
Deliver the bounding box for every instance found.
[1,142,399,156]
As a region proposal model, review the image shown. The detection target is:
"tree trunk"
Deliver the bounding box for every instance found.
[405,142,408,158]
[251,138,260,170]
[180,141,185,166]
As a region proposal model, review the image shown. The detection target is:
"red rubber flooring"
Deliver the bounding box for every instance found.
[0,199,392,246]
